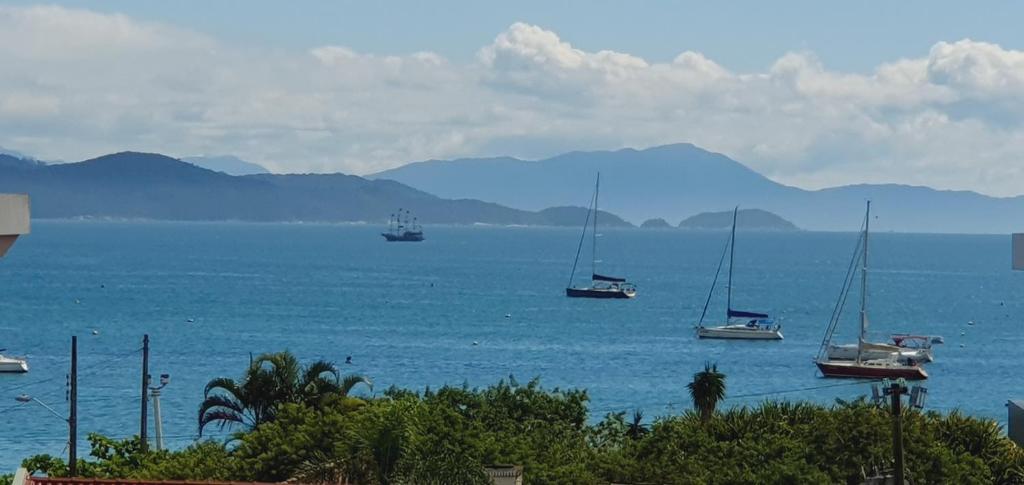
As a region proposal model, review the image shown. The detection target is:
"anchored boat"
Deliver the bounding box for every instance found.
[815,201,928,380]
[565,173,635,299]
[696,207,782,340]
[382,208,424,242]
[0,350,28,373]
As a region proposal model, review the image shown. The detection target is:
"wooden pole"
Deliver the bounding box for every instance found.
[69,336,77,476]
[141,334,149,452]
[891,382,905,485]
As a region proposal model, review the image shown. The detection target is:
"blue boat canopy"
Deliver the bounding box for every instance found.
[593,273,626,283]
[729,309,769,319]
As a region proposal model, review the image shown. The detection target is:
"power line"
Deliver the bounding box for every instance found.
[2,347,141,396]
[724,379,880,400]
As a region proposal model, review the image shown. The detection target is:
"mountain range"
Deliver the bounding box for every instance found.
[2,143,1022,233]
[182,155,269,176]
[372,143,1024,234]
[0,152,630,227]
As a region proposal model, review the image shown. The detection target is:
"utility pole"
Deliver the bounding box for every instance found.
[69,336,77,477]
[140,334,149,452]
[888,380,907,485]
[148,373,170,451]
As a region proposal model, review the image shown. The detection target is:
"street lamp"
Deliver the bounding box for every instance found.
[15,393,73,470]
[15,394,67,422]
[148,373,170,450]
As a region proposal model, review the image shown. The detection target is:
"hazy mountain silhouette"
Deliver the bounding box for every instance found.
[0,152,632,227]
[371,143,1024,233]
[640,218,672,229]
[678,209,798,231]
[182,155,269,175]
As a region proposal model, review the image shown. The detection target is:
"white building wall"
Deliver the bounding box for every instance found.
[0,193,30,257]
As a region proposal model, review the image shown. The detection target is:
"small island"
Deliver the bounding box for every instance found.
[678,208,799,231]
[640,217,673,229]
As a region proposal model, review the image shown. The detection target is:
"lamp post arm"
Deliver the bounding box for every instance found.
[32,397,68,422]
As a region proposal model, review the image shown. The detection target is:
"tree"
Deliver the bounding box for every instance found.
[687,361,726,423]
[627,409,648,440]
[198,351,371,435]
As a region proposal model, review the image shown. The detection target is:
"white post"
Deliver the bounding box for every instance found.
[151,388,164,451]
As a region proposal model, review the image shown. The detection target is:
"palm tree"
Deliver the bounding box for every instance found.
[198,351,371,435]
[687,361,726,423]
[627,409,648,440]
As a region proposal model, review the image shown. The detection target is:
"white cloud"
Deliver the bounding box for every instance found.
[3,7,1024,196]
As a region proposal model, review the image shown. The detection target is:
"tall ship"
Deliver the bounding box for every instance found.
[565,173,636,299]
[816,201,928,380]
[382,208,424,242]
[695,207,782,340]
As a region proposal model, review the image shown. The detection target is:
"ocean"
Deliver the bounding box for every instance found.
[0,221,1021,470]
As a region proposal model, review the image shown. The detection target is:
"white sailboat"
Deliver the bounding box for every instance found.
[696,207,782,340]
[816,201,928,380]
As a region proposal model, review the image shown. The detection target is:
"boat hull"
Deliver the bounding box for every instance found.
[566,287,635,299]
[816,360,928,380]
[382,232,424,242]
[0,357,28,373]
[697,326,783,340]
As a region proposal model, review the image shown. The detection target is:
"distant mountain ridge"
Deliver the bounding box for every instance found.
[183,155,269,175]
[371,143,1024,234]
[0,152,632,227]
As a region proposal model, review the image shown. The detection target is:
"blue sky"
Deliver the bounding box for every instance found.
[2,2,1024,195]
[4,0,1022,72]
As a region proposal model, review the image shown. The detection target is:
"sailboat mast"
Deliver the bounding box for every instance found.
[857,200,870,363]
[727,206,737,318]
[592,173,600,278]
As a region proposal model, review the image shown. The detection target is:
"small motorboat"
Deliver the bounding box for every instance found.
[0,351,28,373]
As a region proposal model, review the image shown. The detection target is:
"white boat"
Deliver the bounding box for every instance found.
[826,342,929,364]
[695,207,783,340]
[698,321,783,340]
[0,352,28,373]
[815,201,928,380]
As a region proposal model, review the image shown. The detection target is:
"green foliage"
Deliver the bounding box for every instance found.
[17,357,1024,485]
[20,433,233,480]
[197,351,371,435]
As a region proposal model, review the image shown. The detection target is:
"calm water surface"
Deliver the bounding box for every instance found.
[0,221,1021,469]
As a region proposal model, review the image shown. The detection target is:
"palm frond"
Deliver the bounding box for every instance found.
[340,374,373,396]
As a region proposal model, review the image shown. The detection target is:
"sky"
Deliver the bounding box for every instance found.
[2,1,1024,195]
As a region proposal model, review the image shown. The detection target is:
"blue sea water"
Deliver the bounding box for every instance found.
[1,221,1022,470]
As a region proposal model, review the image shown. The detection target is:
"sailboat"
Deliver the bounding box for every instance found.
[565,173,636,299]
[816,201,928,380]
[382,208,424,242]
[696,207,782,339]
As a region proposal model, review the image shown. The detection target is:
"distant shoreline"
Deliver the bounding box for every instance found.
[27,218,1007,236]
